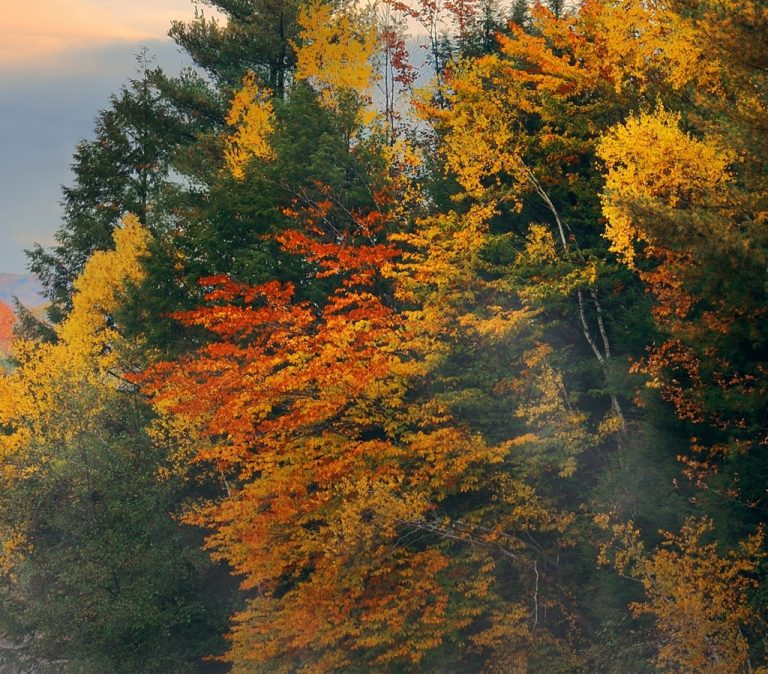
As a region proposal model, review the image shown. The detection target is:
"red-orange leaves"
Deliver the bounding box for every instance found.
[145,285,492,670]
[179,276,312,343]
[141,181,548,670]
[279,190,401,287]
[277,228,400,286]
[0,301,15,355]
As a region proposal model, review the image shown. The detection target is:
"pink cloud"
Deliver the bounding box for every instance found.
[1,0,206,67]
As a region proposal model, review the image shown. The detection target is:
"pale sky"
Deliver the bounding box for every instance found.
[0,0,204,68]
[0,1,427,275]
[0,0,216,274]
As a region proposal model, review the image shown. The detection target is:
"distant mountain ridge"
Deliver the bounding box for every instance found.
[0,273,44,308]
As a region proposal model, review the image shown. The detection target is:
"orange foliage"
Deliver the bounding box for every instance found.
[138,105,596,664]
[142,189,549,669]
[598,516,767,673]
[0,301,15,354]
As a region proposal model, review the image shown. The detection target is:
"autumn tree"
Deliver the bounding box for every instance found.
[587,0,768,668]
[144,194,588,673]
[0,217,230,672]
[597,515,767,673]
[135,20,610,665]
[596,0,768,511]
[0,301,15,356]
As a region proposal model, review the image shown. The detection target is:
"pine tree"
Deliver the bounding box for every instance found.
[28,53,189,324]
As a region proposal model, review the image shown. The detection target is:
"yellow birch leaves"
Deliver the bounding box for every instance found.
[58,213,150,361]
[294,0,378,122]
[0,216,150,573]
[225,71,277,179]
[598,109,733,268]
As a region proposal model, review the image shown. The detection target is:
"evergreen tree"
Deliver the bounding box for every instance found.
[28,53,190,324]
[169,0,302,96]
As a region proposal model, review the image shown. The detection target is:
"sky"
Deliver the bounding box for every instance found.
[0,0,213,274]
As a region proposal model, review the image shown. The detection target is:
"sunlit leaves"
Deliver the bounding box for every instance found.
[598,108,733,268]
[225,71,277,179]
[0,215,151,471]
[57,213,151,364]
[598,516,766,674]
[294,0,379,124]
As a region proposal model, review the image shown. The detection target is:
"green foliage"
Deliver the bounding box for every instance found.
[0,422,230,673]
[13,0,768,670]
[169,0,302,96]
[28,58,192,324]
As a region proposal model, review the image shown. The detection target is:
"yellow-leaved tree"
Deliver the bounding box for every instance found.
[293,0,379,125]
[224,70,277,179]
[0,215,228,671]
[598,516,767,673]
[0,214,150,480]
[598,108,733,270]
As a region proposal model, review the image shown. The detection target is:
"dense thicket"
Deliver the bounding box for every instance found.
[2,0,767,671]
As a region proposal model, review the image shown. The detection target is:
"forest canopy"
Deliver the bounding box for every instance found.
[2,0,768,671]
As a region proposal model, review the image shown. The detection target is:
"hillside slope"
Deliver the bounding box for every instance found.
[0,273,43,308]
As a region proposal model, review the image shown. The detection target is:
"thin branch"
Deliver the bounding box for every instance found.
[522,162,627,436]
[395,516,522,561]
[533,559,539,627]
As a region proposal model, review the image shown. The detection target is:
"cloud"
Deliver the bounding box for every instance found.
[0,0,204,70]
[0,0,213,273]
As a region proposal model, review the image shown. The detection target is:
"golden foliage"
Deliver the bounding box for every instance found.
[573,0,702,93]
[598,108,733,267]
[224,71,276,179]
[598,516,766,673]
[429,0,706,209]
[0,216,150,571]
[294,0,378,123]
[58,213,150,363]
